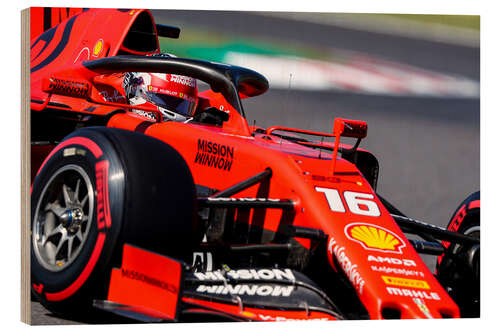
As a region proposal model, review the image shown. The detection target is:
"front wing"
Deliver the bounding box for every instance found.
[94,244,340,322]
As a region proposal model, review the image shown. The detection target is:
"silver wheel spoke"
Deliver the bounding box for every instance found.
[80,194,89,207]
[54,229,68,257]
[42,212,56,241]
[40,235,47,246]
[75,229,83,242]
[46,224,64,239]
[62,184,72,207]
[67,236,74,260]
[45,243,57,265]
[74,179,81,203]
[48,202,66,218]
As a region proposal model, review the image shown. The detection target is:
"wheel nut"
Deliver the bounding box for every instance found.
[60,210,73,228]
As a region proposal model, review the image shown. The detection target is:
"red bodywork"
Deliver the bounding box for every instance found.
[30,8,460,321]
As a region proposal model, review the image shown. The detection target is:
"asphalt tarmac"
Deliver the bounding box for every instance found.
[30,10,479,325]
[152,10,480,79]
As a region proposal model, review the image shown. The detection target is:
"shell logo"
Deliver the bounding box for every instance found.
[93,39,104,57]
[344,223,406,253]
[240,311,256,318]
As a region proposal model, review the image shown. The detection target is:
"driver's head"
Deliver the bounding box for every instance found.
[123,71,198,122]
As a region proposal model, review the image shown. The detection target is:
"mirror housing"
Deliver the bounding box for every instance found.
[334,118,368,139]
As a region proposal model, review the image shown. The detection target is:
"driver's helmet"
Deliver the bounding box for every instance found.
[123,71,198,122]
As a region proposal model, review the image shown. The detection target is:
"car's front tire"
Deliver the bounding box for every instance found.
[31,127,198,317]
[436,191,480,318]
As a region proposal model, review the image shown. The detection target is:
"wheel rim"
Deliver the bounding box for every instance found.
[450,225,480,255]
[32,164,94,272]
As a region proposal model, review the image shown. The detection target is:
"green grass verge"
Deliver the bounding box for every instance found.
[380,14,479,30]
[159,25,331,61]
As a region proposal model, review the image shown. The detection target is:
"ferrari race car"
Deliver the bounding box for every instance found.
[30,8,480,322]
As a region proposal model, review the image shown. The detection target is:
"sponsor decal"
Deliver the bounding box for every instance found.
[92,39,103,57]
[63,147,86,157]
[371,266,424,278]
[194,268,295,281]
[311,175,362,186]
[258,314,329,322]
[192,252,213,271]
[413,298,433,319]
[121,268,178,294]
[131,109,158,121]
[196,284,294,297]
[169,74,196,87]
[45,77,89,97]
[194,139,234,171]
[95,160,111,230]
[442,204,466,249]
[74,47,90,63]
[381,276,430,289]
[147,85,196,101]
[386,287,440,300]
[98,89,126,103]
[32,283,44,294]
[241,311,257,318]
[345,223,405,254]
[328,237,365,294]
[367,255,416,267]
[207,197,281,203]
[316,188,380,216]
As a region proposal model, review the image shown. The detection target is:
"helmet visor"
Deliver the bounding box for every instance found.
[147,92,197,117]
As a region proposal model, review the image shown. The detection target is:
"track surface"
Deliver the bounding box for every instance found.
[30,11,479,324]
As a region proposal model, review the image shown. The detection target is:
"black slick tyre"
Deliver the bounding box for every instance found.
[31,127,198,316]
[436,191,480,318]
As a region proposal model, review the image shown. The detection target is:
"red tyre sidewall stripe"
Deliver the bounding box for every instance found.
[468,200,480,210]
[45,232,106,301]
[35,137,104,178]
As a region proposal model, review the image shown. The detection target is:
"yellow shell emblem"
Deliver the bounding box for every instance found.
[345,223,405,253]
[240,311,256,318]
[93,39,103,57]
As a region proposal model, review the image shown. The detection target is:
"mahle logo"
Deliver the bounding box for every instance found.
[345,223,405,254]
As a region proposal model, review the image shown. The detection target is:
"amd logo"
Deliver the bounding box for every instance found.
[367,255,416,267]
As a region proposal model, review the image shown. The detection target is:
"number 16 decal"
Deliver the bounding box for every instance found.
[315,187,381,216]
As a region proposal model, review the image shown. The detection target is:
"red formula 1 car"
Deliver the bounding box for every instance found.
[29,8,480,322]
